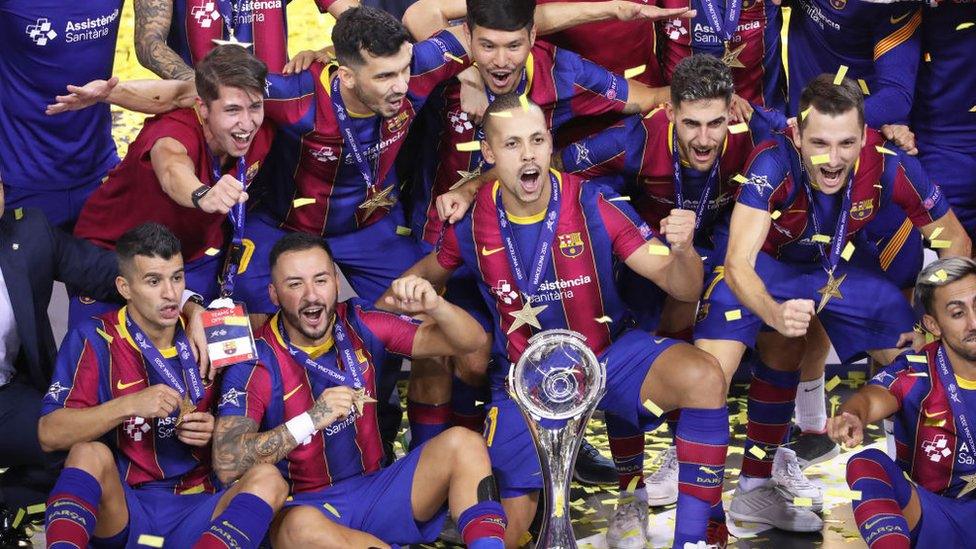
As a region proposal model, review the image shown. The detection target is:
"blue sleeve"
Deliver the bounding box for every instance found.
[748,105,789,143]
[557,49,629,118]
[866,7,922,126]
[560,115,643,178]
[407,30,471,107]
[882,146,950,226]
[868,355,911,391]
[737,144,789,212]
[40,326,106,416]
[265,71,315,102]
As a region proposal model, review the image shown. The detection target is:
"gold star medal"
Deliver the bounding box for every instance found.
[450,168,482,190]
[722,42,747,69]
[816,271,848,313]
[212,27,253,49]
[176,394,196,427]
[358,185,396,220]
[353,388,377,416]
[958,473,976,499]
[507,299,548,334]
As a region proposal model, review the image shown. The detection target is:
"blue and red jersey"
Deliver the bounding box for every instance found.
[736,128,948,264]
[74,108,275,262]
[560,105,786,235]
[0,0,121,192]
[413,41,630,246]
[217,299,420,493]
[255,30,470,237]
[869,342,976,499]
[435,171,654,387]
[658,0,785,111]
[786,0,922,126]
[165,0,338,73]
[40,308,218,493]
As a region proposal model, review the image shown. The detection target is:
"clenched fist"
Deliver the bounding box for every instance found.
[660,208,696,253]
[772,299,815,337]
[197,174,248,215]
[827,412,864,449]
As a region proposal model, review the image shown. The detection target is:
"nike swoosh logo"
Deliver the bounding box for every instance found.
[923,409,946,418]
[804,384,822,392]
[284,384,303,401]
[863,516,888,530]
[481,246,505,256]
[116,379,144,390]
[890,12,911,24]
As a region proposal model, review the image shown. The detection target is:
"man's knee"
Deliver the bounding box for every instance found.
[64,441,115,480]
[680,351,728,407]
[439,426,489,460]
[274,507,341,548]
[238,463,288,509]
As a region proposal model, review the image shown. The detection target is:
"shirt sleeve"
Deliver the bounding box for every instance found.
[407,30,471,105]
[140,114,203,167]
[866,7,922,126]
[736,142,789,212]
[560,116,642,178]
[596,189,657,259]
[868,355,914,409]
[217,361,271,426]
[40,328,104,416]
[747,105,789,143]
[885,148,949,227]
[357,307,423,358]
[562,49,630,118]
[263,71,317,126]
[435,224,465,271]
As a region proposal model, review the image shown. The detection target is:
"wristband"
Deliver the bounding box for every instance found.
[285,412,316,444]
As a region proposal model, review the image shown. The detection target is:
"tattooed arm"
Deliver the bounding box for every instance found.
[134,0,196,81]
[212,386,356,484]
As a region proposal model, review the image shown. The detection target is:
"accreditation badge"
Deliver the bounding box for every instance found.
[202,298,256,369]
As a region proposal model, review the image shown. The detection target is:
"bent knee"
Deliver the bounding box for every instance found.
[441,426,489,455]
[682,352,728,406]
[239,463,288,508]
[275,507,340,547]
[65,441,116,476]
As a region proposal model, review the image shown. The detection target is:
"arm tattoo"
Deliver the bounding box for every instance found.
[213,415,299,483]
[308,400,334,428]
[134,0,195,81]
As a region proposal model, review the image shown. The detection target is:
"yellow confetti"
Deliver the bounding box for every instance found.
[518,532,534,547]
[204,247,221,256]
[906,354,927,363]
[833,64,849,85]
[14,208,23,220]
[96,327,114,344]
[841,241,855,261]
[770,210,782,220]
[292,197,316,208]
[748,445,766,459]
[456,141,481,152]
[925,417,947,428]
[725,309,742,321]
[875,145,897,156]
[930,239,951,249]
[443,52,464,64]
[488,110,512,118]
[623,64,646,79]
[826,489,863,501]
[857,79,870,95]
[626,475,641,493]
[924,52,932,62]
[812,234,832,243]
[643,399,664,416]
[595,316,613,324]
[608,195,631,201]
[732,173,749,184]
[26,504,45,515]
[138,535,165,548]
[648,244,670,256]
[800,106,812,121]
[793,497,814,507]
[957,22,975,30]
[825,375,842,392]
[554,490,564,518]
[519,94,530,111]
[395,225,412,236]
[323,502,341,517]
[11,508,24,529]
[930,227,944,239]
[934,268,948,281]
[810,154,831,165]
[728,122,749,134]
[970,105,976,112]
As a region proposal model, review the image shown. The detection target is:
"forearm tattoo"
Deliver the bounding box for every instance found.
[213,416,298,482]
[134,0,195,81]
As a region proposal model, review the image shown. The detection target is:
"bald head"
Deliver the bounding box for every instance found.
[481,94,552,211]
[482,93,545,139]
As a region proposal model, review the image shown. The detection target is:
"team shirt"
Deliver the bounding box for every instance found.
[658,0,785,111]
[560,105,786,241]
[254,30,469,237]
[435,171,654,389]
[736,128,948,264]
[0,0,121,191]
[413,41,630,246]
[41,308,218,493]
[786,0,922,126]
[218,299,420,493]
[166,0,338,73]
[74,108,275,263]
[869,342,976,499]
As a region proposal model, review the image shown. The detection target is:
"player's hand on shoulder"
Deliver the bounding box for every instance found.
[282,48,334,75]
[660,208,696,253]
[621,2,696,22]
[881,124,917,156]
[177,411,215,447]
[124,384,182,419]
[827,411,863,449]
[46,76,119,115]
[729,94,753,123]
[386,275,443,315]
[773,298,814,338]
[198,174,248,214]
[309,386,356,430]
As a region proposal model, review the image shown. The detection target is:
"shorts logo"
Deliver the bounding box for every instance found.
[830,0,847,10]
[573,142,591,166]
[921,434,952,462]
[491,280,519,305]
[123,416,151,442]
[558,232,584,258]
[387,111,409,133]
[191,1,221,28]
[449,110,473,133]
[311,146,338,163]
[849,199,873,220]
[26,18,58,46]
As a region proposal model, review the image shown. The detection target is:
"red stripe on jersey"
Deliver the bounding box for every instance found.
[909,350,955,495]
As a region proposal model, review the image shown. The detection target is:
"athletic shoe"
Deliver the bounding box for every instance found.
[606,495,648,548]
[789,425,840,470]
[645,445,679,506]
[771,447,823,511]
[574,439,617,486]
[706,518,729,548]
[728,482,823,532]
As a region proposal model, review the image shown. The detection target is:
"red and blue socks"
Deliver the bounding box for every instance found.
[407,400,451,450]
[606,414,646,491]
[673,407,729,548]
[45,467,101,549]
[846,448,912,548]
[742,361,800,480]
[457,501,507,549]
[192,492,273,549]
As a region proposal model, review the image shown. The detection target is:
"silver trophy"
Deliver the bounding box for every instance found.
[508,329,606,549]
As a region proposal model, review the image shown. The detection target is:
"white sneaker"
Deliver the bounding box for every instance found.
[645,445,679,506]
[771,447,823,511]
[728,482,823,532]
[606,494,648,549]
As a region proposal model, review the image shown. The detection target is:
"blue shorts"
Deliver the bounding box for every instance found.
[912,484,976,546]
[484,330,678,497]
[284,444,447,545]
[918,145,976,236]
[4,177,102,231]
[68,252,223,329]
[90,485,222,548]
[236,208,423,313]
[855,201,924,290]
[695,252,914,362]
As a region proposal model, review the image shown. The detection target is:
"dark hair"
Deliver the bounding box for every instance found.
[670,54,735,107]
[466,0,536,32]
[915,257,976,316]
[195,45,268,105]
[483,93,541,137]
[333,6,412,67]
[116,223,182,274]
[798,74,865,131]
[269,232,334,271]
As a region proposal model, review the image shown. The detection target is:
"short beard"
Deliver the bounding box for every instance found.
[945,336,976,363]
[281,304,333,343]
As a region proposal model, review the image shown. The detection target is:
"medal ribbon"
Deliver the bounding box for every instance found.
[801,168,855,275]
[124,309,204,403]
[494,172,561,298]
[210,152,248,297]
[691,0,744,54]
[277,314,363,389]
[329,73,384,197]
[934,345,976,464]
[671,124,722,230]
[214,0,242,40]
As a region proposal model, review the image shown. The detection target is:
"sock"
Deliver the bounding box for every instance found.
[742,361,799,480]
[451,376,488,432]
[407,400,451,450]
[795,375,828,433]
[457,501,506,549]
[606,414,645,490]
[193,492,273,549]
[673,407,729,549]
[45,468,101,549]
[846,449,912,548]
[665,409,681,438]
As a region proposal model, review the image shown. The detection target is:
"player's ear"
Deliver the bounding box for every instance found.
[528,24,537,45]
[116,275,132,301]
[268,283,280,308]
[665,101,675,123]
[337,65,357,90]
[922,314,941,339]
[481,138,495,165]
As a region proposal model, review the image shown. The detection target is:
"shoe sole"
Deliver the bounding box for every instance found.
[647,494,678,507]
[797,444,841,470]
[728,510,823,533]
[572,471,617,486]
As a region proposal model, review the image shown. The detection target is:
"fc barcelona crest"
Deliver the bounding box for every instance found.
[223,340,238,356]
[387,111,409,133]
[245,161,261,183]
[849,199,873,221]
[558,232,584,258]
[830,0,847,10]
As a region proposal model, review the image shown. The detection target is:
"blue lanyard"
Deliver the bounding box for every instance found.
[494,173,560,297]
[329,73,381,194]
[210,152,248,297]
[691,0,744,54]
[277,314,364,389]
[214,0,241,37]
[801,169,854,274]
[671,125,722,230]
[934,346,976,461]
[124,310,204,403]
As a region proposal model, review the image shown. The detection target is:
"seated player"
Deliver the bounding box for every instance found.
[556,53,786,509]
[383,95,730,549]
[694,74,970,532]
[213,233,506,548]
[39,223,287,549]
[828,257,976,548]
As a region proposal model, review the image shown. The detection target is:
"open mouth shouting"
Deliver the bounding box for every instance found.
[518,164,543,195]
[487,68,516,92]
[819,165,845,190]
[159,302,180,321]
[230,130,253,153]
[300,303,328,330]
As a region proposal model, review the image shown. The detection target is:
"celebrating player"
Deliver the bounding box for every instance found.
[213,233,505,548]
[693,75,970,532]
[39,223,287,549]
[829,257,976,548]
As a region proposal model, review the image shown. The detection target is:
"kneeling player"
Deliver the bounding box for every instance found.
[39,223,286,549]
[829,257,976,548]
[212,233,506,548]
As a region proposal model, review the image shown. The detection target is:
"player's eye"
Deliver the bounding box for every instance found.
[147,278,159,286]
[173,274,184,283]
